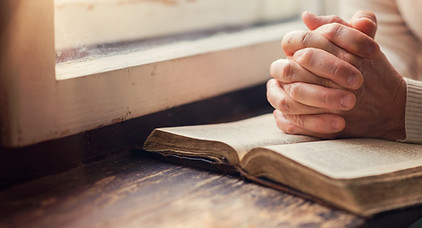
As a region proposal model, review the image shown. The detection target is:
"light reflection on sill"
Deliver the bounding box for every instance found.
[55,20,303,80]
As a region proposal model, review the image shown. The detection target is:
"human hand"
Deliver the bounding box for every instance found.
[267,11,406,140]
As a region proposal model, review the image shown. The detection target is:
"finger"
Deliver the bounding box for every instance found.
[315,22,380,59]
[273,110,341,137]
[270,58,341,88]
[350,10,377,38]
[274,109,305,135]
[293,48,363,90]
[302,11,377,38]
[282,82,356,111]
[282,112,346,134]
[281,30,360,68]
[266,79,336,115]
[302,11,350,31]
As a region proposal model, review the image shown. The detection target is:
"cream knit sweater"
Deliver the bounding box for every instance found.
[339,0,422,143]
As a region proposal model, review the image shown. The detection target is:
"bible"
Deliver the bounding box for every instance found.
[143,113,422,216]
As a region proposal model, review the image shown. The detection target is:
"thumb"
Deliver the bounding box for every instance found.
[350,10,377,38]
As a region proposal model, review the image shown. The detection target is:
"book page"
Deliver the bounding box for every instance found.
[158,114,316,160]
[264,138,422,179]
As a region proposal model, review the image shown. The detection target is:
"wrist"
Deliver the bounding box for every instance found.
[383,76,406,141]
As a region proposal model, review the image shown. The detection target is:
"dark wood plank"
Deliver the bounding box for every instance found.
[2,151,422,228]
[0,83,271,189]
[0,151,365,228]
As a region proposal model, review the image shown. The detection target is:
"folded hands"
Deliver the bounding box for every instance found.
[267,11,406,140]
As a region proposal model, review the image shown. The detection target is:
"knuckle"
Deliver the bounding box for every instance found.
[330,61,343,78]
[275,115,289,133]
[271,60,294,82]
[299,31,312,46]
[284,123,297,134]
[320,78,332,88]
[320,91,330,107]
[325,23,343,39]
[290,114,304,128]
[294,48,315,66]
[286,83,299,99]
[282,30,307,55]
[328,15,342,23]
[282,61,294,82]
[339,51,362,69]
[278,96,291,113]
[357,10,377,24]
[337,50,352,63]
[326,44,340,58]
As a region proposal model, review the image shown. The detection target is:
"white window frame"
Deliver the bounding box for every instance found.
[1,0,323,147]
[54,0,301,53]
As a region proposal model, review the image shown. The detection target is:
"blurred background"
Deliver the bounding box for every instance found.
[55,0,338,64]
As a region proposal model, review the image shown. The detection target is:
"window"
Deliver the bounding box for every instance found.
[55,0,303,79]
[1,0,330,147]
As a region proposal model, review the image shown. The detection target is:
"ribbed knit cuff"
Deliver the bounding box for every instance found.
[402,78,422,143]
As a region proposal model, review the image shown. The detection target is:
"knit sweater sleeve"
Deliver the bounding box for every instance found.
[402,78,422,143]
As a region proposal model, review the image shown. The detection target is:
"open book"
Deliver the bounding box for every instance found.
[143,114,422,216]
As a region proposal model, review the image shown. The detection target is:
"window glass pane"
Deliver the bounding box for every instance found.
[55,0,304,63]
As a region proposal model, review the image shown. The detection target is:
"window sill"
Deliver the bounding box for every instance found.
[56,21,302,80]
[1,2,302,147]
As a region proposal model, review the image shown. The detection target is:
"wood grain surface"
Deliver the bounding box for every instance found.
[0,151,420,228]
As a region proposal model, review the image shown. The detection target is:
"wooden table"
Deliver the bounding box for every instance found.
[1,150,421,228]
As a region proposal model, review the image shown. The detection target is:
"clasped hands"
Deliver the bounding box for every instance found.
[267,11,407,140]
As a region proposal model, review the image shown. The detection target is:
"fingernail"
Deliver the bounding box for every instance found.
[347,75,358,88]
[331,119,343,131]
[340,94,355,109]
